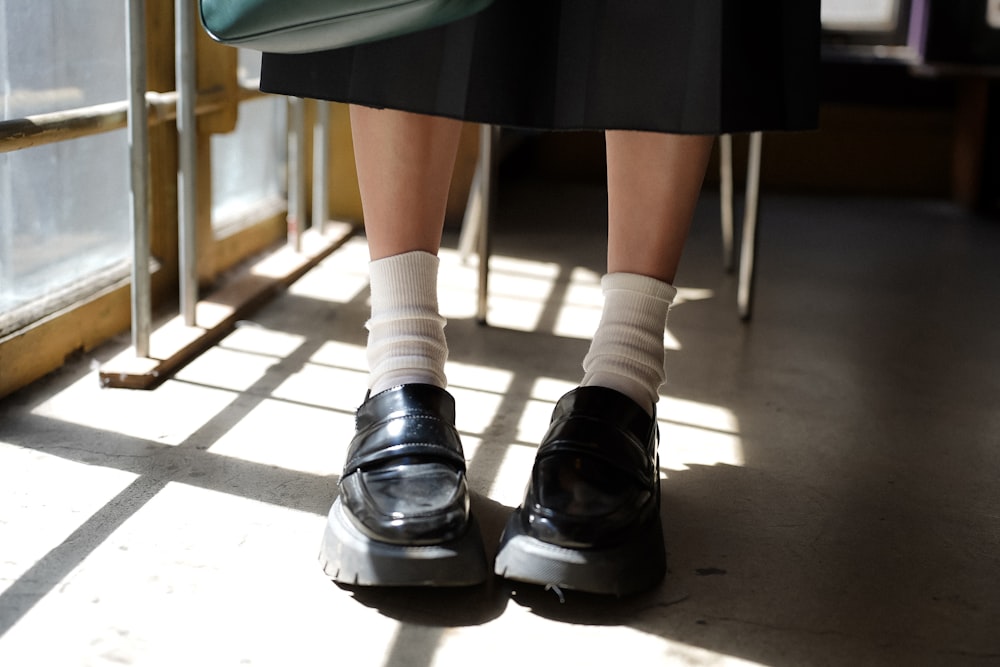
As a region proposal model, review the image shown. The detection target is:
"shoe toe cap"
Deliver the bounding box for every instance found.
[341,462,470,545]
[526,455,654,548]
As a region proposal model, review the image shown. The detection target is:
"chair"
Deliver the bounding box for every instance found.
[460,127,764,323]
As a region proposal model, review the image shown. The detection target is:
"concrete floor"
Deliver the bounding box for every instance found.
[1,177,999,666]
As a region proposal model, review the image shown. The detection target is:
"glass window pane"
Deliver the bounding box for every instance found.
[2,2,127,118]
[210,50,287,230]
[1,2,130,332]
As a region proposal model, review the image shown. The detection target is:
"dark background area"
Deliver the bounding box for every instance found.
[500,1,1000,219]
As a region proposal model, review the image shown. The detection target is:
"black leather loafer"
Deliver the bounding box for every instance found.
[494,386,666,595]
[320,384,488,586]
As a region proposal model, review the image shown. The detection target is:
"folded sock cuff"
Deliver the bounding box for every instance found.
[368,250,440,310]
[601,272,677,305]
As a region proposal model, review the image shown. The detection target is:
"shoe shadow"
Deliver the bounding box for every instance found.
[503,573,691,626]
[334,493,514,627]
[497,511,692,626]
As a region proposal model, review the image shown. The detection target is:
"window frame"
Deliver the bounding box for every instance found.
[0,1,293,398]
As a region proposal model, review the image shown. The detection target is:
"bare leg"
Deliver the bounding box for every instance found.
[349,105,464,392]
[321,108,488,587]
[350,105,463,259]
[606,131,714,282]
[494,133,717,593]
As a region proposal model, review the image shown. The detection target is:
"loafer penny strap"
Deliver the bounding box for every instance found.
[345,414,467,472]
[343,384,467,473]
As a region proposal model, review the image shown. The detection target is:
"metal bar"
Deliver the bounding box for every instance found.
[1,101,130,154]
[475,124,497,325]
[312,101,330,235]
[126,0,151,356]
[719,134,735,273]
[286,97,306,252]
[176,0,198,325]
[737,131,763,322]
[457,163,483,263]
[0,85,262,154]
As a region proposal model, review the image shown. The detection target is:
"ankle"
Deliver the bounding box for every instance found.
[366,251,449,394]
[580,272,675,417]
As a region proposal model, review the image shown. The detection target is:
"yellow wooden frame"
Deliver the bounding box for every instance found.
[0,1,299,398]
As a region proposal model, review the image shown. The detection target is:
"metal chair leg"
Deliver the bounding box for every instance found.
[470,124,497,325]
[464,129,762,324]
[457,158,484,262]
[737,131,763,322]
[719,134,736,274]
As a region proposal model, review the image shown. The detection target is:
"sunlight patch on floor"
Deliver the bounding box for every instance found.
[657,396,744,469]
[440,251,564,330]
[288,267,371,306]
[446,361,514,398]
[199,397,348,476]
[436,247,485,320]
[270,359,368,412]
[30,373,239,447]
[434,620,771,667]
[552,266,602,340]
[172,345,285,393]
[448,363,514,434]
[218,322,308,358]
[477,376,571,503]
[482,439,537,505]
[309,340,369,374]
[288,240,372,305]
[0,443,139,595]
[529,376,581,403]
[0,481,334,667]
[674,286,716,306]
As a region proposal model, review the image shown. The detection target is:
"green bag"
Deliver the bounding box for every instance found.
[199,0,495,53]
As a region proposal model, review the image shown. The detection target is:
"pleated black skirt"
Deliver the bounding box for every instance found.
[259,0,820,134]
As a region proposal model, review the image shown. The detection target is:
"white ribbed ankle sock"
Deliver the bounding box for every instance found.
[580,272,677,416]
[366,251,448,395]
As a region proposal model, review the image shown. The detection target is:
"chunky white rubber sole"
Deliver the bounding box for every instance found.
[319,497,489,587]
[493,511,666,596]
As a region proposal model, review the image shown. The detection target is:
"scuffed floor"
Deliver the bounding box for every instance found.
[2,179,999,666]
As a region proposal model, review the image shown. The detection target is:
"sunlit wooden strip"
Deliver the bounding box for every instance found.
[98,223,355,390]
